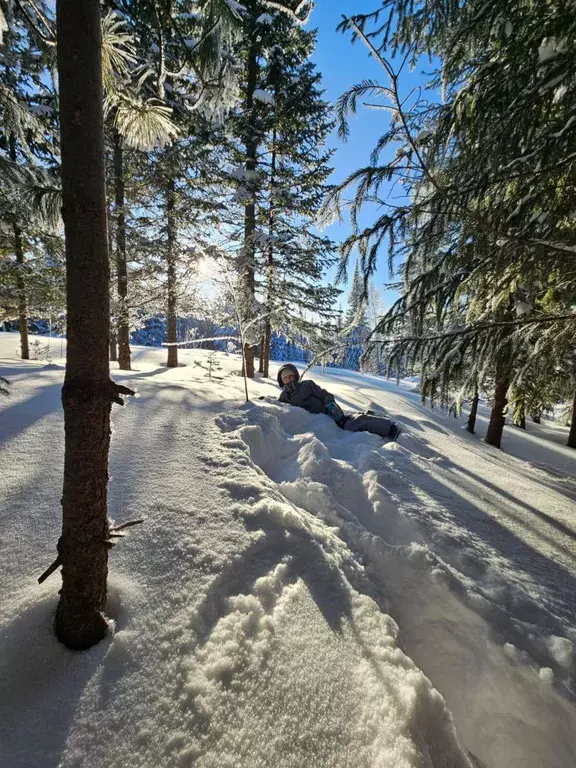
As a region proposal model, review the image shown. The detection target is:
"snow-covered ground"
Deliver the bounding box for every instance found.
[1,332,575,768]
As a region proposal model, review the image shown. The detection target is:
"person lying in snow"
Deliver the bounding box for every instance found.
[276,364,401,440]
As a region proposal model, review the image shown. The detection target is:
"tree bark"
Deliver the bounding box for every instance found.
[258,335,264,373]
[262,319,271,378]
[113,129,131,370]
[109,333,117,362]
[567,389,576,449]
[485,350,511,449]
[243,342,254,378]
[9,135,29,360]
[261,124,276,382]
[240,19,259,380]
[166,176,178,368]
[55,0,114,650]
[13,221,29,360]
[466,390,479,434]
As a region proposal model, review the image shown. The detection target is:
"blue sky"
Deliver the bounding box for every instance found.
[308,2,429,312]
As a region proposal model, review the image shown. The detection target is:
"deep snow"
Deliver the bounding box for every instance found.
[1,332,575,768]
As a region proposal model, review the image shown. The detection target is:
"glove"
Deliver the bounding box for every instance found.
[325,401,345,425]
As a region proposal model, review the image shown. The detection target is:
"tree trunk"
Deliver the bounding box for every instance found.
[113,129,131,370]
[240,23,259,380]
[243,342,255,378]
[109,333,117,362]
[13,221,29,360]
[567,389,576,449]
[107,196,116,361]
[262,319,271,379]
[55,0,114,649]
[9,135,29,360]
[258,335,264,373]
[485,350,511,449]
[166,176,178,368]
[261,122,277,383]
[466,390,479,434]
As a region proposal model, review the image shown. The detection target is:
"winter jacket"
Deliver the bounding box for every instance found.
[279,379,336,414]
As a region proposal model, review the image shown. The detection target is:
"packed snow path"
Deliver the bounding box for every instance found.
[1,334,575,768]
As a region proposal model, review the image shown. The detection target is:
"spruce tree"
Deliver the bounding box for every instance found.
[54,0,134,650]
[330,2,576,447]
[225,4,338,377]
[341,259,369,370]
[0,1,59,358]
[104,0,240,369]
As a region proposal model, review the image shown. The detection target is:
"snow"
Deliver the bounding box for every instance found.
[553,84,568,103]
[515,299,532,316]
[225,0,245,16]
[0,7,7,44]
[1,333,576,768]
[537,38,566,64]
[177,12,202,21]
[253,88,276,107]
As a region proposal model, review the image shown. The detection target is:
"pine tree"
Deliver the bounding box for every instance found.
[363,283,387,374]
[104,0,241,370]
[341,259,369,370]
[54,0,134,650]
[260,23,338,377]
[330,2,576,447]
[232,0,264,378]
[0,1,60,359]
[224,4,338,378]
[345,260,366,326]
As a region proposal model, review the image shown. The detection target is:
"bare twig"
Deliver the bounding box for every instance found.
[109,518,144,532]
[38,519,144,583]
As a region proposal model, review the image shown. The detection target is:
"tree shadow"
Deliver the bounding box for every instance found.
[0,361,50,377]
[384,452,576,675]
[248,409,576,681]
[448,461,576,545]
[0,380,62,448]
[0,592,110,768]
[416,418,452,435]
[183,509,356,658]
[369,393,576,508]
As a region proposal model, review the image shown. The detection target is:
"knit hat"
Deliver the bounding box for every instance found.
[277,364,300,388]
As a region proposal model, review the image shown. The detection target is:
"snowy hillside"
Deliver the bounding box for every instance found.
[1,332,575,768]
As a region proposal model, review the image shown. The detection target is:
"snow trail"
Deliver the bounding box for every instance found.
[217,397,576,767]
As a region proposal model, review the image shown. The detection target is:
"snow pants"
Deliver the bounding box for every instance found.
[342,412,394,438]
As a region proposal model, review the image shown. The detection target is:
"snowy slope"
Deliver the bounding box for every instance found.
[1,332,575,768]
